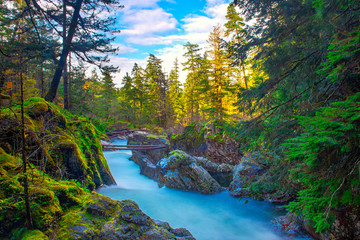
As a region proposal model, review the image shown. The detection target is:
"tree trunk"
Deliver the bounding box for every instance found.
[63,0,69,109]
[20,66,33,228]
[40,63,44,97]
[45,0,83,102]
[241,61,248,89]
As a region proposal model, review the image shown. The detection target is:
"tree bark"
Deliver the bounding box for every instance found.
[45,0,83,102]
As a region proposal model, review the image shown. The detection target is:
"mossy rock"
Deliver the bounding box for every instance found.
[30,187,63,229]
[12,228,48,240]
[25,101,49,118]
[21,229,49,240]
[50,181,83,209]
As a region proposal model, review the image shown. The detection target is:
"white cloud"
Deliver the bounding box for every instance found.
[121,0,159,8]
[117,1,179,46]
[156,44,186,76]
[206,0,227,7]
[106,56,147,87]
[111,0,231,85]
[121,8,178,36]
[112,43,138,54]
[180,2,229,44]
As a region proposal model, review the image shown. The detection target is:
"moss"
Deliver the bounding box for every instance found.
[49,181,83,209]
[25,101,49,118]
[30,187,63,229]
[54,208,84,239]
[11,228,48,240]
[21,229,49,240]
[0,98,117,238]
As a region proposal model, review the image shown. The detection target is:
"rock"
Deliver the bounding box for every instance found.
[154,220,171,231]
[229,152,266,197]
[86,196,118,217]
[61,194,195,240]
[0,97,116,190]
[130,151,158,180]
[119,200,154,226]
[322,206,360,240]
[143,228,176,240]
[170,228,193,237]
[195,156,234,187]
[128,132,170,163]
[169,122,243,166]
[203,137,242,165]
[128,132,170,180]
[157,150,223,194]
[70,225,95,240]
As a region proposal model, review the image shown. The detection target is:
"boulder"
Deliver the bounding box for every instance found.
[62,194,195,240]
[130,151,159,180]
[195,156,234,187]
[229,152,266,197]
[157,150,223,194]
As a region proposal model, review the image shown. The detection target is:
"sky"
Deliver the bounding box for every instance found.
[107,0,232,86]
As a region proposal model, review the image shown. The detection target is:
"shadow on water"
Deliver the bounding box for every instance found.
[98,139,312,240]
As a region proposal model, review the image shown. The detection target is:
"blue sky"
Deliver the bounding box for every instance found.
[108,0,232,86]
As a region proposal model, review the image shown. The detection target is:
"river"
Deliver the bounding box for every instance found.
[98,139,311,240]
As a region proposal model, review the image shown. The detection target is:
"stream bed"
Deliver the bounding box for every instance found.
[98,139,311,240]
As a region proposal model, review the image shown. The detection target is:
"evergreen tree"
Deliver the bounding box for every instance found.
[131,63,147,124]
[183,42,203,123]
[120,72,136,122]
[207,25,231,121]
[168,58,184,125]
[145,54,168,127]
[224,2,248,89]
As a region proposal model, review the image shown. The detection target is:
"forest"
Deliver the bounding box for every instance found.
[1,0,360,239]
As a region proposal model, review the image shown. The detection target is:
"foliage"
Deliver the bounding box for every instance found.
[284,93,360,232]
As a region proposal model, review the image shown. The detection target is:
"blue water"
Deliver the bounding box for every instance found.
[98,139,310,240]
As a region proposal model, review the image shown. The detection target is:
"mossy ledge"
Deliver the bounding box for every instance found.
[0,98,195,239]
[0,97,115,190]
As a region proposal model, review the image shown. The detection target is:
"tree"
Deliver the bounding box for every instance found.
[0,0,58,104]
[224,2,248,89]
[26,0,123,102]
[131,63,147,124]
[182,42,203,123]
[120,72,136,122]
[207,25,231,120]
[145,54,168,127]
[168,58,184,125]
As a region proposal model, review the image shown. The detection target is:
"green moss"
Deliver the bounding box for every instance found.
[21,229,49,240]
[11,228,48,240]
[0,98,117,238]
[25,101,49,118]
